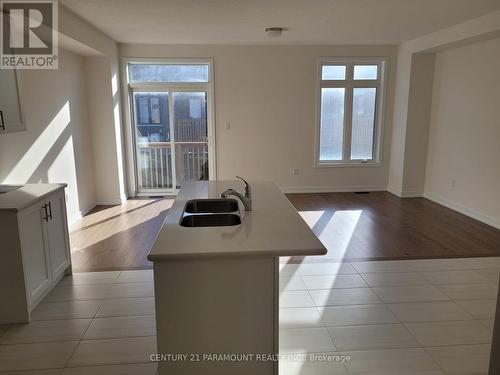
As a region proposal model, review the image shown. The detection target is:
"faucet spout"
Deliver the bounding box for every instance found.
[221,177,252,211]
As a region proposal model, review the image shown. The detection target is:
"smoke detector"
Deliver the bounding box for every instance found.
[265,27,284,36]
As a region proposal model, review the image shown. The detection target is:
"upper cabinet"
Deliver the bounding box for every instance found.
[0,69,25,133]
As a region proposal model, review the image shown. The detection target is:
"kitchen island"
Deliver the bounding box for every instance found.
[148,180,326,375]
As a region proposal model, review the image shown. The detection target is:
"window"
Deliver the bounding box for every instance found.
[129,64,209,83]
[316,59,386,165]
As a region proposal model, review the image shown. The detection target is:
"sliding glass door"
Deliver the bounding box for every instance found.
[131,89,210,193]
[172,92,209,186]
[126,61,214,195]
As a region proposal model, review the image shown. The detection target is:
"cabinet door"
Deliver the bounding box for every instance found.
[0,68,25,134]
[18,203,51,306]
[45,191,71,280]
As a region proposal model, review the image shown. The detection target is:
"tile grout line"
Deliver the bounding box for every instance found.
[59,308,94,370]
[421,345,454,375]
[39,295,155,305]
[479,319,495,332]
[298,262,494,373]
[309,264,426,374]
[298,272,346,369]
[3,262,495,373]
[46,360,158,371]
[0,274,157,372]
[61,274,152,371]
[79,333,157,343]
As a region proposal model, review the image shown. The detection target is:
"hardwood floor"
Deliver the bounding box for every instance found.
[70,198,173,271]
[69,192,500,271]
[286,192,500,262]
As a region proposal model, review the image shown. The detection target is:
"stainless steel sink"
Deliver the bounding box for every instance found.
[184,199,239,214]
[0,185,22,194]
[180,213,241,227]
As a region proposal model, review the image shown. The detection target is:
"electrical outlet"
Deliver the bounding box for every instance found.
[292,168,300,176]
[225,121,231,130]
[451,179,456,188]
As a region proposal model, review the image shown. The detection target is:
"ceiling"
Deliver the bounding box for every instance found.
[60,0,500,45]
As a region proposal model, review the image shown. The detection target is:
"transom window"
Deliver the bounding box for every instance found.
[129,63,209,83]
[316,59,386,166]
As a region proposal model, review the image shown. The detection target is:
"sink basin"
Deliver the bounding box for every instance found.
[180,213,241,227]
[184,199,239,214]
[0,185,22,194]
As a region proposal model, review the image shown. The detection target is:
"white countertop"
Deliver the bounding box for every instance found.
[0,184,67,212]
[148,180,327,260]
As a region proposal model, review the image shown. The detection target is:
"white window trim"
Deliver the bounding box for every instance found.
[314,57,387,168]
[120,58,216,197]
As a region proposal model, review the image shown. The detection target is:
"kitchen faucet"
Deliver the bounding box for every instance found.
[221,176,252,211]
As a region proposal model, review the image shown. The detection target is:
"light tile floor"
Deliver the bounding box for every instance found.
[0,258,497,374]
[0,271,158,375]
[279,257,498,375]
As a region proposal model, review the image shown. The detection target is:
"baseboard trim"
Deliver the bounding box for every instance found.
[95,199,124,206]
[387,186,402,197]
[424,191,500,230]
[400,190,423,198]
[387,188,423,198]
[281,185,387,194]
[68,203,96,229]
[119,193,128,205]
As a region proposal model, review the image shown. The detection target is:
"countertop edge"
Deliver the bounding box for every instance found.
[0,183,67,212]
[147,247,327,261]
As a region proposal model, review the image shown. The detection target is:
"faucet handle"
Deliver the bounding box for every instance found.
[235,176,251,197]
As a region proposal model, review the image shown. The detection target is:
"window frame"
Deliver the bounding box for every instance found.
[314,57,387,167]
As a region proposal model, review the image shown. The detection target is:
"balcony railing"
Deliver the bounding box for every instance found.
[137,142,208,191]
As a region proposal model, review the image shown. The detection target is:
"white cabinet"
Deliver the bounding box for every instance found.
[18,203,52,307]
[44,190,71,280]
[0,69,25,133]
[0,187,71,323]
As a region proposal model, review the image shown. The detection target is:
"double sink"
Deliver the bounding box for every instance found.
[180,199,242,227]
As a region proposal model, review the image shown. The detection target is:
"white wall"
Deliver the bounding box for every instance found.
[388,10,500,197]
[120,44,397,192]
[401,53,435,196]
[0,49,96,224]
[424,37,500,228]
[85,56,126,204]
[387,49,436,197]
[0,5,126,227]
[60,4,127,205]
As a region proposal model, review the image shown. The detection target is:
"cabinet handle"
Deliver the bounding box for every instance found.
[43,204,49,222]
[0,110,5,131]
[47,202,53,221]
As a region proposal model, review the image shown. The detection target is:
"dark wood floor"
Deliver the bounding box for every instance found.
[286,192,500,262]
[69,192,500,271]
